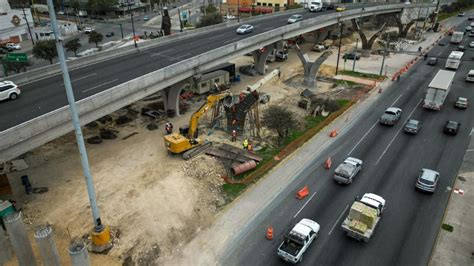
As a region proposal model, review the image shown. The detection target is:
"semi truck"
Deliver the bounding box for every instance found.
[341,193,385,242]
[423,70,455,110]
[450,31,464,44]
[277,219,320,263]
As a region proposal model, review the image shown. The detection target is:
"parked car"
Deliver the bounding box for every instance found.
[342,52,361,60]
[444,120,460,135]
[0,81,20,101]
[455,97,468,109]
[458,12,465,17]
[105,32,115,37]
[236,24,254,34]
[223,14,236,20]
[84,26,93,34]
[380,107,402,125]
[287,14,303,24]
[336,5,346,12]
[469,31,474,37]
[333,157,363,184]
[5,43,21,50]
[404,119,421,134]
[143,16,149,21]
[427,57,438,65]
[469,15,474,21]
[415,168,439,193]
[457,45,465,51]
[313,44,326,52]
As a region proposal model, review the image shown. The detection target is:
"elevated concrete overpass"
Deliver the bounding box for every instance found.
[0,3,436,162]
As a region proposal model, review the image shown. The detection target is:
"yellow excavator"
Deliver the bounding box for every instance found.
[164,91,231,159]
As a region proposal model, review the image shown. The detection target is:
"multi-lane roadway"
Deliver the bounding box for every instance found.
[224,21,473,266]
[0,4,379,131]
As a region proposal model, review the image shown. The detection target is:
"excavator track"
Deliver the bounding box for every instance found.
[182,141,213,160]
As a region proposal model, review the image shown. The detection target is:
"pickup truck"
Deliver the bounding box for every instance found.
[341,193,386,242]
[277,219,320,264]
[333,157,363,184]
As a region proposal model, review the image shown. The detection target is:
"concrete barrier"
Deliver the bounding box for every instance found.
[0,3,436,162]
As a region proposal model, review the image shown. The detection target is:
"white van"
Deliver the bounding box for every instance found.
[466,70,474,82]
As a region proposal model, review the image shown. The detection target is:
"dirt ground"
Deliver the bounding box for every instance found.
[3,33,367,265]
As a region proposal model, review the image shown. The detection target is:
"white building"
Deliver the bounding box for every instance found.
[0,0,34,44]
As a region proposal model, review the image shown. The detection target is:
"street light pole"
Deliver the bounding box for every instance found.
[119,23,124,39]
[129,3,137,48]
[237,0,240,23]
[380,32,389,76]
[352,38,358,72]
[21,6,35,46]
[335,22,343,75]
[46,0,110,249]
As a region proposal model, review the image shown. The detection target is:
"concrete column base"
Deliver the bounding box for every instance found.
[295,44,332,88]
[252,44,276,75]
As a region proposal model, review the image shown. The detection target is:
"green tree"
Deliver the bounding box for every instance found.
[262,105,296,145]
[65,38,82,56]
[88,31,103,48]
[4,60,32,74]
[33,40,57,64]
[197,5,223,28]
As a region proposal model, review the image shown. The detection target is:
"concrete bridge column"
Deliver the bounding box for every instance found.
[252,43,276,75]
[163,83,184,116]
[295,44,332,88]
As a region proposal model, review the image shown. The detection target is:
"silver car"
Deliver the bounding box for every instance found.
[380,107,402,125]
[288,14,303,24]
[333,157,363,184]
[404,119,421,134]
[415,169,439,193]
[236,24,254,34]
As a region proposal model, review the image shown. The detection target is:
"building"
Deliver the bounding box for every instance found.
[0,0,34,44]
[221,0,293,15]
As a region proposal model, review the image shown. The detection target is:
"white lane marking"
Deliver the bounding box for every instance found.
[348,121,378,156]
[82,79,118,93]
[177,52,192,59]
[224,38,240,44]
[466,149,474,152]
[375,98,422,165]
[328,204,349,235]
[391,94,403,107]
[72,73,97,82]
[470,127,473,136]
[293,192,317,218]
[151,48,174,57]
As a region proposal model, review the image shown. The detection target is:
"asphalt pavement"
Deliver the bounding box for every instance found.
[223,20,474,266]
[0,5,365,131]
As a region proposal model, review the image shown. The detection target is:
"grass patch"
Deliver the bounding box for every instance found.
[441,223,454,232]
[340,70,385,80]
[334,79,358,87]
[221,100,353,200]
[438,6,474,21]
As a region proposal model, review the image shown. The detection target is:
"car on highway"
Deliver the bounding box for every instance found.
[342,52,361,60]
[466,70,474,82]
[470,32,474,37]
[458,12,465,17]
[236,24,254,34]
[379,107,402,125]
[404,119,421,134]
[457,45,465,51]
[0,81,20,101]
[5,43,21,50]
[336,5,346,12]
[105,32,115,37]
[465,26,472,31]
[455,97,468,109]
[333,157,363,184]
[444,120,460,135]
[469,41,474,48]
[277,218,320,264]
[143,16,149,21]
[415,168,439,193]
[288,14,303,24]
[427,57,438,65]
[84,26,94,34]
[469,15,474,21]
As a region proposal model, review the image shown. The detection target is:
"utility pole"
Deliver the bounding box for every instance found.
[380,31,389,76]
[335,22,343,75]
[129,3,138,48]
[21,6,35,46]
[352,38,358,72]
[46,0,110,251]
[178,8,183,32]
[432,0,440,30]
[237,0,240,23]
[119,23,124,39]
[415,5,422,38]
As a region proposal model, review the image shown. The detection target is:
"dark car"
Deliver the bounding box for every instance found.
[444,120,460,135]
[458,12,465,17]
[469,16,474,21]
[342,52,361,60]
[457,45,466,51]
[105,32,115,37]
[427,57,438,66]
[404,119,421,134]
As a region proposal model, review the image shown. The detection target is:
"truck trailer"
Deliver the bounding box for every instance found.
[423,70,455,110]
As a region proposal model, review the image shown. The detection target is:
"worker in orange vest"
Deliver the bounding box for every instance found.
[247,143,253,152]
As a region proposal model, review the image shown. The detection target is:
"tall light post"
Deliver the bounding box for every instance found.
[128,1,138,48]
[46,0,111,250]
[21,5,35,46]
[352,38,358,72]
[237,0,240,23]
[335,22,343,75]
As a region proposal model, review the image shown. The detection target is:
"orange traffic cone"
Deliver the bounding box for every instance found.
[296,186,309,200]
[266,226,273,240]
[325,157,332,169]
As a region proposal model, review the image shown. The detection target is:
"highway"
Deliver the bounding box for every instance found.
[0,4,376,131]
[224,21,474,265]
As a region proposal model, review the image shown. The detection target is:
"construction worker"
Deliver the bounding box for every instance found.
[243,139,248,150]
[231,130,237,142]
[165,122,173,135]
[247,142,253,152]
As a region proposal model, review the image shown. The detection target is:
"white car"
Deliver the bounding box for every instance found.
[236,24,254,34]
[469,41,474,48]
[333,157,363,184]
[84,26,94,34]
[288,14,303,24]
[223,14,236,20]
[6,43,21,50]
[466,25,472,32]
[0,81,20,101]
